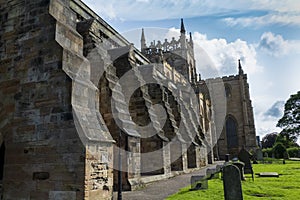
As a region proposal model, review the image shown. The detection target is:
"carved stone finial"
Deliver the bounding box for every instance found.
[141,28,147,51]
[180,18,186,34]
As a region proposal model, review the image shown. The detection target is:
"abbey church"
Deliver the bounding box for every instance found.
[0,0,257,199]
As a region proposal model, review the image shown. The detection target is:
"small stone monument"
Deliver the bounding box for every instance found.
[191,175,208,190]
[256,149,263,161]
[223,164,243,200]
[264,152,268,158]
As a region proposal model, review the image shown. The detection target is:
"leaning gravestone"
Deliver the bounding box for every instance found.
[223,164,243,200]
[238,148,254,180]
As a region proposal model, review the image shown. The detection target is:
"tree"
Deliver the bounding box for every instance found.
[277,91,300,141]
[276,132,298,148]
[261,132,278,149]
[272,142,287,159]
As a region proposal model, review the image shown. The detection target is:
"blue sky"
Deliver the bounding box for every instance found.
[82,0,300,141]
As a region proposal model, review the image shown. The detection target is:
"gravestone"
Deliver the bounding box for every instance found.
[256,149,263,161]
[257,172,279,177]
[223,164,243,200]
[232,161,245,180]
[238,148,254,180]
[191,175,208,190]
[264,152,268,158]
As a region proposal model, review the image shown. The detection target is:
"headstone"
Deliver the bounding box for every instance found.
[257,172,279,177]
[256,149,263,161]
[264,152,268,158]
[238,148,254,180]
[232,161,245,180]
[191,175,208,190]
[223,164,243,200]
[272,152,275,158]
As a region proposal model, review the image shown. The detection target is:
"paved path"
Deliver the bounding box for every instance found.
[113,162,224,200]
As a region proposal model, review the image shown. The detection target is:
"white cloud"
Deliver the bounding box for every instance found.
[192,32,260,77]
[160,28,260,77]
[258,32,300,56]
[224,13,300,28]
[82,0,300,27]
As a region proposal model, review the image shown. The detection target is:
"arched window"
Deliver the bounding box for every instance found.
[226,116,238,148]
[225,84,231,98]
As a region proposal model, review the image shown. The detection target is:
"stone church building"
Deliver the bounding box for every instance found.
[0,0,257,199]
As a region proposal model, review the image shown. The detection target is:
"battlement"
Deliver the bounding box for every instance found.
[198,72,247,83]
[143,36,193,55]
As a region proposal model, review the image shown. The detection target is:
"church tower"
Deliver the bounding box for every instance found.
[140,19,197,83]
[213,60,257,159]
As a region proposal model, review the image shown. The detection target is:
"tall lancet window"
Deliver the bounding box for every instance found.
[226,115,238,148]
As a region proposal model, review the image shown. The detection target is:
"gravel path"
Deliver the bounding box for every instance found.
[113,162,224,200]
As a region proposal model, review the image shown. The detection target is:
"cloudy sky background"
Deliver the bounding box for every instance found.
[82,0,300,141]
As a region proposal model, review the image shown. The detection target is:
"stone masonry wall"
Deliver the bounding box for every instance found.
[0,0,87,199]
[0,0,115,199]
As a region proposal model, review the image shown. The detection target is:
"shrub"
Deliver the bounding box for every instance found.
[272,142,287,159]
[287,147,300,158]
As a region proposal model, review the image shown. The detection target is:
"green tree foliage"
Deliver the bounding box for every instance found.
[277,91,300,140]
[287,147,300,158]
[272,142,287,159]
[276,133,299,148]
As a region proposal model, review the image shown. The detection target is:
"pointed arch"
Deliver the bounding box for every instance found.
[225,115,238,148]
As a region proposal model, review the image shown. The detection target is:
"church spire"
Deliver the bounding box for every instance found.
[238,59,244,75]
[180,18,186,34]
[141,28,147,52]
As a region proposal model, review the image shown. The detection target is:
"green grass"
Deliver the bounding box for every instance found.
[167,160,300,200]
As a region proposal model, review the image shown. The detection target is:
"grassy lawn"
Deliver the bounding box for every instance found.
[167,159,300,200]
